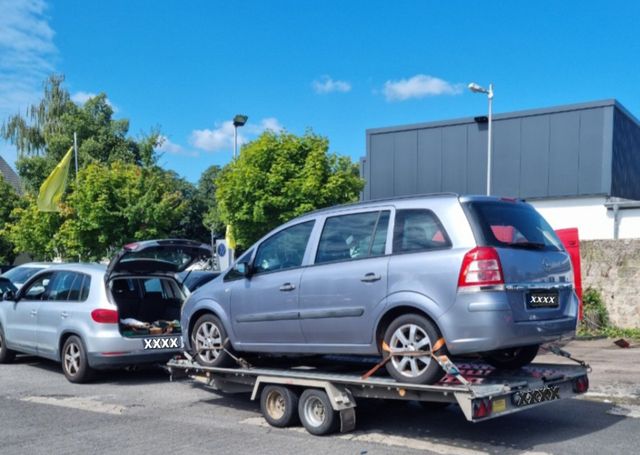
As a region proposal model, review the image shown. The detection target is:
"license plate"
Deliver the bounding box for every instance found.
[512,385,560,407]
[143,336,182,350]
[527,291,559,308]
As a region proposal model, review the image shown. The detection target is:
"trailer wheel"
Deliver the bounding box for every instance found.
[298,389,338,436]
[260,385,300,427]
[483,344,539,369]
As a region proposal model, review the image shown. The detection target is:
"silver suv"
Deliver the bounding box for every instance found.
[181,195,579,384]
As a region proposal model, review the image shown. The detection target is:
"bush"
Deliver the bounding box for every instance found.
[578,287,640,339]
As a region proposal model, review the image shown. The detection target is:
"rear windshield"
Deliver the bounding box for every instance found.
[463,201,564,252]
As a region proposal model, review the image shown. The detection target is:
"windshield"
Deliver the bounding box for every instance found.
[2,266,44,284]
[464,201,564,252]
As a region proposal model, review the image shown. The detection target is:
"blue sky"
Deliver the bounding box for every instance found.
[1,0,639,182]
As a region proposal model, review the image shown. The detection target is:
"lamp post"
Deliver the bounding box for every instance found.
[468,82,494,196]
[232,114,248,159]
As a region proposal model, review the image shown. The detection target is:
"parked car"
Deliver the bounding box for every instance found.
[178,270,221,293]
[1,262,53,289]
[0,239,211,382]
[181,195,579,384]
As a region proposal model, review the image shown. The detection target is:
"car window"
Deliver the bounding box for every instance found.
[316,211,390,264]
[22,272,54,300]
[47,271,78,301]
[254,221,315,274]
[2,266,43,284]
[224,249,255,282]
[464,201,563,252]
[79,275,91,301]
[144,278,163,294]
[393,209,452,253]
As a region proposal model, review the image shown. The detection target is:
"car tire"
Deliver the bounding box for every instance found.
[298,389,338,436]
[61,335,94,383]
[383,313,446,385]
[483,344,540,370]
[191,313,235,367]
[0,326,16,364]
[260,385,300,428]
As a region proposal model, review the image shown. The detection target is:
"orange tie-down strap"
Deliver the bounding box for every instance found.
[361,337,446,380]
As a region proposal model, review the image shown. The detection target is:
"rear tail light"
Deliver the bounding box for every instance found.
[458,246,504,287]
[472,398,493,419]
[91,309,119,324]
[573,375,589,394]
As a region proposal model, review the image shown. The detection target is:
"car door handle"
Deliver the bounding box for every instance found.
[30,310,37,316]
[61,312,68,319]
[279,283,296,292]
[361,273,382,283]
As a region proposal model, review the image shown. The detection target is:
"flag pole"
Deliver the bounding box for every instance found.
[73,132,78,179]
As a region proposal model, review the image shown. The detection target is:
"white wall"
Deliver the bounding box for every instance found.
[530,197,640,240]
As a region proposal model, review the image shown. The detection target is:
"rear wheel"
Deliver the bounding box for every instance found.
[383,314,446,384]
[260,385,300,427]
[0,327,16,364]
[191,314,234,367]
[298,389,338,436]
[483,344,540,369]
[61,335,94,383]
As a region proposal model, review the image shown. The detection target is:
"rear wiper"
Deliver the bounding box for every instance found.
[506,241,547,250]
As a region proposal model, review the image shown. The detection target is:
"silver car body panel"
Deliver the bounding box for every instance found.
[181,194,578,356]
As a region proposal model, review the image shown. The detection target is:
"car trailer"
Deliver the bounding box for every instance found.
[167,346,590,436]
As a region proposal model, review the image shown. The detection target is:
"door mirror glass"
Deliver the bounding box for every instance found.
[2,290,16,301]
[234,262,252,277]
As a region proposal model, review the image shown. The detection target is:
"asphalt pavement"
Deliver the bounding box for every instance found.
[0,339,639,455]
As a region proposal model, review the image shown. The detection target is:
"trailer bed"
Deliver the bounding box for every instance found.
[167,354,589,431]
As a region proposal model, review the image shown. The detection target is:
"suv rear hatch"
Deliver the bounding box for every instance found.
[106,239,212,338]
[462,198,575,322]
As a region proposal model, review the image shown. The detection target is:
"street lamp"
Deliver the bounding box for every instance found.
[232,114,248,159]
[468,82,494,196]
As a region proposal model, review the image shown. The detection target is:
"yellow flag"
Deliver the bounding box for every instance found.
[225,224,237,250]
[37,147,73,212]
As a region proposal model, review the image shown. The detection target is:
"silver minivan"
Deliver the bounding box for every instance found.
[0,239,211,382]
[182,195,579,384]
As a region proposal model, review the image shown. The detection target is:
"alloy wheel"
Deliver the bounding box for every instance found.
[389,323,433,378]
[64,342,81,376]
[194,321,222,362]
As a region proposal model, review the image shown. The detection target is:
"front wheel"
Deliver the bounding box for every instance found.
[383,313,446,385]
[61,335,94,383]
[483,344,540,369]
[0,327,16,364]
[191,314,234,367]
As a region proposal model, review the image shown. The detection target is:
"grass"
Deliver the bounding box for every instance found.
[577,287,640,340]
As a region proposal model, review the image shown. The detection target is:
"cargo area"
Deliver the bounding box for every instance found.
[110,277,184,337]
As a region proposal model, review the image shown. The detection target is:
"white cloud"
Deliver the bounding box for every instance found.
[156,135,199,157]
[312,76,352,94]
[190,117,284,152]
[0,0,57,167]
[71,91,119,113]
[382,74,463,102]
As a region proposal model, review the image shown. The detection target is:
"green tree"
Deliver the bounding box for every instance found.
[56,161,189,261]
[4,195,61,261]
[1,74,159,193]
[199,165,225,239]
[216,130,364,248]
[0,175,24,264]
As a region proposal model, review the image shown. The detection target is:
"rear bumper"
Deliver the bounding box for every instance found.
[438,291,578,354]
[83,329,183,369]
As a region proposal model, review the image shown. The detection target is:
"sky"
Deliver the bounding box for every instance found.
[1,0,640,183]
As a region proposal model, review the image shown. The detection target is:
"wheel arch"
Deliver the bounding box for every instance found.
[187,305,233,350]
[58,331,82,362]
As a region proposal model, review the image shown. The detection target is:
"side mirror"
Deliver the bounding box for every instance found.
[234,261,253,278]
[2,290,16,301]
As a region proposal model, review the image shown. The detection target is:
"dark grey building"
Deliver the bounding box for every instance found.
[0,155,22,194]
[362,100,640,202]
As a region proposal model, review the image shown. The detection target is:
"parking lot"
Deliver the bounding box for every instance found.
[0,339,638,455]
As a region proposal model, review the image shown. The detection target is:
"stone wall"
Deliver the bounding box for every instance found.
[580,239,640,329]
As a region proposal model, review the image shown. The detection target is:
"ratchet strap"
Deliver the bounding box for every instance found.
[548,344,591,372]
[361,337,470,386]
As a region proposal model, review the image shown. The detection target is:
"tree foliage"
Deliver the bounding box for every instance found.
[216,131,364,248]
[0,175,24,263]
[1,74,158,193]
[56,162,190,261]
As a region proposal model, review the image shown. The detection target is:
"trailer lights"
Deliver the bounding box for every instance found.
[472,398,493,419]
[573,375,589,394]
